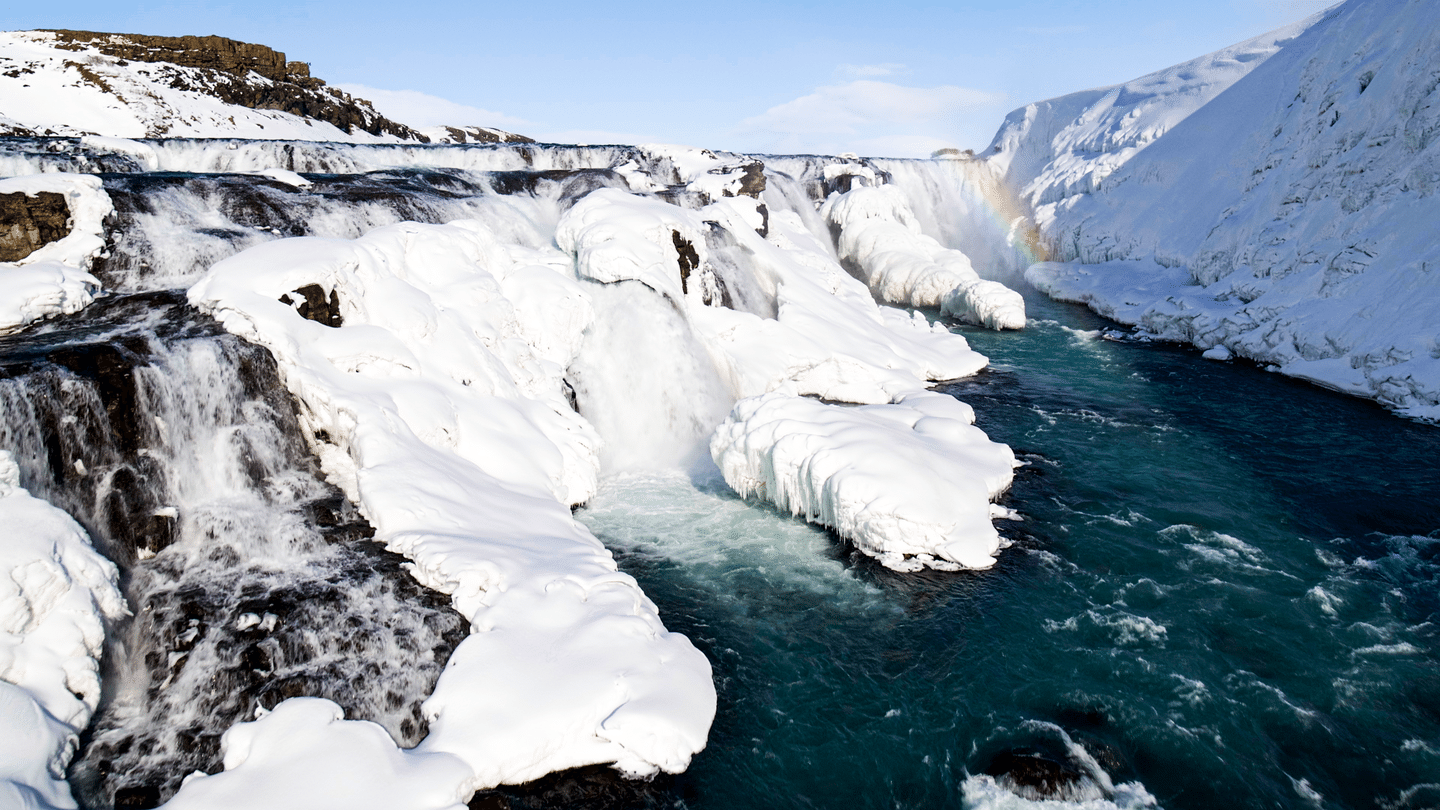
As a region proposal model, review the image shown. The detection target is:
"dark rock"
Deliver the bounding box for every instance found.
[737,161,766,198]
[984,748,1090,801]
[468,764,684,810]
[432,125,535,145]
[281,284,343,327]
[47,337,151,455]
[0,191,70,261]
[113,784,161,809]
[671,230,700,294]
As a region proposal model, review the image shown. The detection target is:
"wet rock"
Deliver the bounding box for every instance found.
[984,747,1091,801]
[112,784,161,809]
[672,230,700,294]
[47,338,150,454]
[468,764,685,810]
[0,190,70,261]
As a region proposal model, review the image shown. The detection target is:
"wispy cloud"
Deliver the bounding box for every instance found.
[730,80,1004,157]
[836,63,910,78]
[335,84,530,130]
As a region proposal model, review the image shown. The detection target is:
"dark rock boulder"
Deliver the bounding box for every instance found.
[737,161,766,198]
[280,284,343,327]
[0,191,70,261]
[984,747,1098,802]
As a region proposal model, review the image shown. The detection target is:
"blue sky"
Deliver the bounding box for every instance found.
[4,0,1333,156]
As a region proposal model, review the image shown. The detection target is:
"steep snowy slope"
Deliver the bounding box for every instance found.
[995,0,1440,420]
[983,11,1326,224]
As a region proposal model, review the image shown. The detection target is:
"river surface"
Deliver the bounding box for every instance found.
[577,288,1440,810]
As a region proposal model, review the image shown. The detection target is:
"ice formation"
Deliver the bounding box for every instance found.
[711,391,1016,571]
[0,173,110,334]
[822,184,1025,328]
[983,0,1440,420]
[0,450,127,808]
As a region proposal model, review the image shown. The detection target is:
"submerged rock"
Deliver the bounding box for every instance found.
[984,747,1095,802]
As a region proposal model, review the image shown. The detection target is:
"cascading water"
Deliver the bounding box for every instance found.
[0,294,466,808]
[567,281,735,472]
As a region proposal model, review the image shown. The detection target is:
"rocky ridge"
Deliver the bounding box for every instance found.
[0,30,531,143]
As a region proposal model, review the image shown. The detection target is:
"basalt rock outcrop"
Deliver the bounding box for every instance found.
[41,30,424,141]
[0,190,70,261]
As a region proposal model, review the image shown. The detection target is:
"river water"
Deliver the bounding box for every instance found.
[577,288,1440,810]
[2,139,1434,809]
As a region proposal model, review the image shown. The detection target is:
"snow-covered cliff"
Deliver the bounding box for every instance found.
[990,0,1440,420]
[0,31,528,144]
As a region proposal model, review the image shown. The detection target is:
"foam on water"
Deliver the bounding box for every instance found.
[577,467,881,602]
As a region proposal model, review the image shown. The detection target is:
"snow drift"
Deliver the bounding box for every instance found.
[0,450,127,808]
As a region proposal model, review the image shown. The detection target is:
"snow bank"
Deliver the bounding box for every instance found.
[991,0,1440,419]
[689,197,992,403]
[0,451,127,809]
[0,174,110,334]
[711,391,1015,571]
[160,699,472,810]
[822,185,1025,329]
[187,217,714,799]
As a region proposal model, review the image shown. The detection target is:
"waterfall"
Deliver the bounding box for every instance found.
[0,294,466,807]
[0,137,1034,807]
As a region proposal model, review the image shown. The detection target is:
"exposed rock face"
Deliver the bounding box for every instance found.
[41,30,425,141]
[49,30,306,83]
[736,161,766,198]
[0,190,70,261]
[425,124,535,145]
[280,284,343,327]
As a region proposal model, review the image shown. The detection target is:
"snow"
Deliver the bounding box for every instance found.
[711,390,1016,571]
[0,451,128,809]
[982,11,1325,218]
[186,216,714,799]
[822,184,1026,329]
[0,173,110,334]
[159,699,472,810]
[988,0,1440,420]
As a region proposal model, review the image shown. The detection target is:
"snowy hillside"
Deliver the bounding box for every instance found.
[984,11,1326,222]
[0,31,527,143]
[990,0,1440,420]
